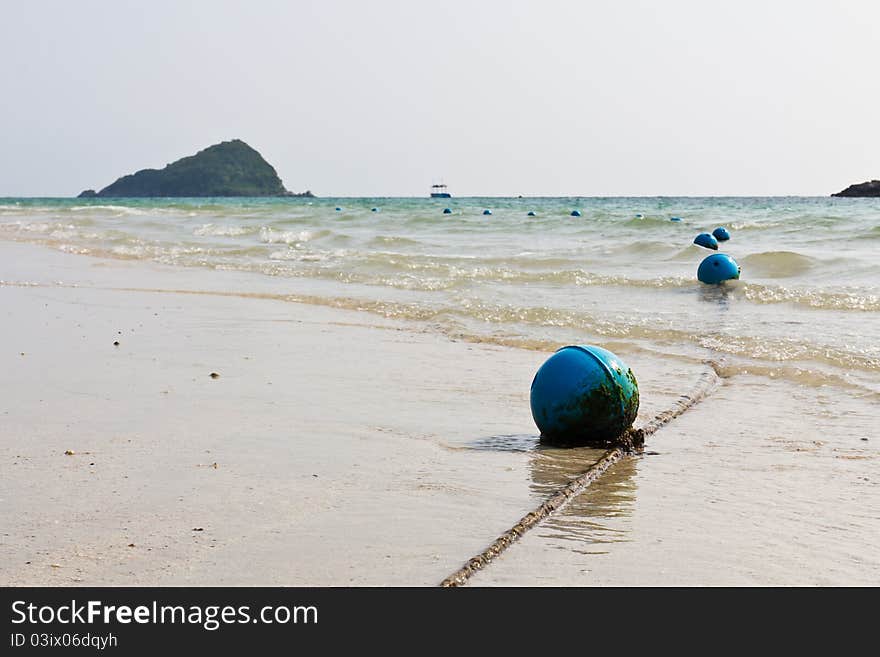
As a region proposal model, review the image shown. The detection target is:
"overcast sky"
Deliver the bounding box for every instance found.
[1,0,877,197]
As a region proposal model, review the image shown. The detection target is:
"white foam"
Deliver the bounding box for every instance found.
[194,223,257,237]
[70,205,150,216]
[260,227,314,244]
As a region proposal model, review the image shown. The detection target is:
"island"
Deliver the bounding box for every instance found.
[78,139,313,198]
[831,180,880,198]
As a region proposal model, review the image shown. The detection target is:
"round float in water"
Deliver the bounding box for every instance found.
[570,210,582,217]
[527,211,536,217]
[530,345,640,444]
[483,209,492,215]
[697,253,741,284]
[693,233,719,250]
[443,208,452,214]
[712,226,731,241]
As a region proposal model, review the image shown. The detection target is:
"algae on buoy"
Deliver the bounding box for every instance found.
[697,253,740,284]
[530,345,639,444]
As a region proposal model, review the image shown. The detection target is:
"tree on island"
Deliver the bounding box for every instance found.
[78,139,313,198]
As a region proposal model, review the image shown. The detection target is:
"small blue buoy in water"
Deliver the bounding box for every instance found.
[371,207,379,212]
[335,207,342,212]
[712,226,730,241]
[527,211,536,217]
[443,208,452,214]
[570,210,582,217]
[635,213,644,219]
[670,217,682,222]
[530,345,640,444]
[483,209,492,215]
[697,253,741,284]
[693,233,719,250]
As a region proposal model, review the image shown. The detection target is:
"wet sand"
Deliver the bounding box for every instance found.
[0,244,544,585]
[1,242,877,585]
[470,377,879,586]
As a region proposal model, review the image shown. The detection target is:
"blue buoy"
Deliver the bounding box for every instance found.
[635,213,644,219]
[670,217,682,222]
[371,207,379,212]
[570,210,582,217]
[483,209,492,215]
[712,226,730,241]
[530,345,640,444]
[697,253,741,284]
[443,208,452,214]
[335,207,342,212]
[693,233,719,250]
[527,211,536,217]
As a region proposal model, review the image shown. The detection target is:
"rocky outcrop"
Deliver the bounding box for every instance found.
[77,139,313,198]
[831,180,880,197]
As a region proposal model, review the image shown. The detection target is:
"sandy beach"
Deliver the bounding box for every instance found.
[1,240,877,586]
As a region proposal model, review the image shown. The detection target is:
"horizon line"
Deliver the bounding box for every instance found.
[0,193,863,200]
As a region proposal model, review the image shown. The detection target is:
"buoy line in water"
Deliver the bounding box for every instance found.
[439,364,722,587]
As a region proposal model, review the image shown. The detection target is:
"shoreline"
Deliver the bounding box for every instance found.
[1,242,877,585]
[0,242,549,585]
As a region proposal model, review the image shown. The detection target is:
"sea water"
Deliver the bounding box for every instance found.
[2,196,878,400]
